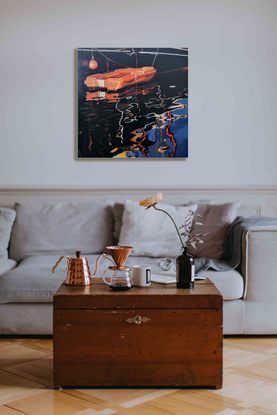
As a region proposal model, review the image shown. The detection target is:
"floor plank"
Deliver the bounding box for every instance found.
[0,338,277,415]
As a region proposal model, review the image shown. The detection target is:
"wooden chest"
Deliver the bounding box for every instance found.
[53,280,223,388]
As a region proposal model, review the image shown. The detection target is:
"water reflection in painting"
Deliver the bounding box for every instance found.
[78,48,188,158]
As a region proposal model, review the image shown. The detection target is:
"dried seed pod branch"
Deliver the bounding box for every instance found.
[180,211,206,249]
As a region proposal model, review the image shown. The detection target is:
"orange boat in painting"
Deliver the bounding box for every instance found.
[86,83,156,102]
[84,66,157,91]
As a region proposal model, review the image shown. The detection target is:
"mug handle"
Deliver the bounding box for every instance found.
[146,268,151,284]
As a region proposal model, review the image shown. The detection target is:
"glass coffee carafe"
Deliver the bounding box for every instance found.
[103,266,132,291]
[93,245,133,291]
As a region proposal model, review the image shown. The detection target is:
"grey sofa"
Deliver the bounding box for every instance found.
[1,201,277,335]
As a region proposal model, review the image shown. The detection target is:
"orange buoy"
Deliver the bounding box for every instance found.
[89,59,98,70]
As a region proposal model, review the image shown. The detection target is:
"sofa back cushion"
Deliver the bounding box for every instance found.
[118,200,197,257]
[10,201,114,261]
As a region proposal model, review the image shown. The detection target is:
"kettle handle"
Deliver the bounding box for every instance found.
[92,253,114,277]
[52,256,70,274]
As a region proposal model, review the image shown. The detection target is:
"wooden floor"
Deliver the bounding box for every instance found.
[0,338,277,415]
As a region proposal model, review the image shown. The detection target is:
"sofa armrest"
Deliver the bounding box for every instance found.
[241,227,277,300]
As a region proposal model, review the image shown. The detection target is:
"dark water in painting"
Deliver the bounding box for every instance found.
[78,48,188,158]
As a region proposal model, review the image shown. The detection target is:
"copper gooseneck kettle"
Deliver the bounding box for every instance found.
[52,251,92,285]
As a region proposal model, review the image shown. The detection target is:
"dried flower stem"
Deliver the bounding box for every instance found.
[153,205,186,251]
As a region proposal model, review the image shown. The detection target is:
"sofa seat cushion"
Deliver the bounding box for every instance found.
[0,255,244,303]
[125,256,244,301]
[0,255,65,303]
[0,254,120,303]
[198,269,244,300]
[0,255,243,304]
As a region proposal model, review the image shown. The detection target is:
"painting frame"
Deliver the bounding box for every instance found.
[77,48,188,159]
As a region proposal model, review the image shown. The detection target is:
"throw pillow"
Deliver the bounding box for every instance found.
[10,201,114,261]
[0,207,17,274]
[118,200,197,257]
[113,200,211,244]
[188,201,240,259]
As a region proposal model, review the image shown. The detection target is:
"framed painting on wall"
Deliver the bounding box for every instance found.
[77,48,188,159]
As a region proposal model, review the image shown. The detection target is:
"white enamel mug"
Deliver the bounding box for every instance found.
[132,265,151,287]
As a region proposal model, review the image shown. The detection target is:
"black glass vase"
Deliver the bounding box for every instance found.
[176,247,195,289]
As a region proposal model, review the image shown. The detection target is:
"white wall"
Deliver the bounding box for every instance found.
[0,0,276,188]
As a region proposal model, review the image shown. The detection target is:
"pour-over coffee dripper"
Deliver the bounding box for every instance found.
[93,246,133,290]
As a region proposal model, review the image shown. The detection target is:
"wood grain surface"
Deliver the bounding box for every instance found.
[54,279,223,309]
[1,337,277,414]
[53,280,223,388]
